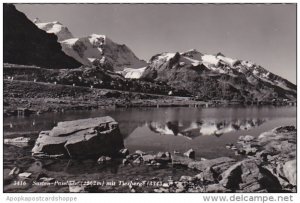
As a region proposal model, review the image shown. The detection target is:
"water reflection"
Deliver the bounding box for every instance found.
[3,107,296,176]
[147,119,266,139]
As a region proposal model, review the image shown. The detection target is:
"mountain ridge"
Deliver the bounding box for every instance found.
[136,50,296,101]
[5,5,296,102]
[34,20,147,71]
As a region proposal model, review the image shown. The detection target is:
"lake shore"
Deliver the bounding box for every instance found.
[3,80,297,193]
[4,80,295,117]
[3,80,199,117]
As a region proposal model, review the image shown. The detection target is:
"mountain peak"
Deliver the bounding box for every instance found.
[181,49,203,61]
[52,21,62,24]
[182,49,201,54]
[149,52,177,63]
[33,17,41,24]
[87,34,107,47]
[216,52,225,57]
[34,19,147,70]
[89,33,106,38]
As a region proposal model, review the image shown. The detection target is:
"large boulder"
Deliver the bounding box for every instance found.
[184,149,195,159]
[219,159,282,192]
[32,116,124,158]
[257,126,296,163]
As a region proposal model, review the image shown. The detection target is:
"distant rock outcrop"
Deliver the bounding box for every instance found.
[3,4,81,69]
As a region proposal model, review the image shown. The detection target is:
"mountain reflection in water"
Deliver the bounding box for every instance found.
[147,119,266,139]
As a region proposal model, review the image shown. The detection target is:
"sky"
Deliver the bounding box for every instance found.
[15,3,296,83]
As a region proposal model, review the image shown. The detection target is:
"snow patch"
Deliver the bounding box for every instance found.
[87,58,97,62]
[35,21,73,41]
[61,38,79,45]
[123,67,147,79]
[182,56,201,66]
[202,55,220,66]
[217,55,238,66]
[157,53,176,61]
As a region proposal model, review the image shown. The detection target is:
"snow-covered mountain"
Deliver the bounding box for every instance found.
[137,49,296,101]
[60,34,147,71]
[32,18,295,101]
[34,19,74,41]
[34,20,147,71]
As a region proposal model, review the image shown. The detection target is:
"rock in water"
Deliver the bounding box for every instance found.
[119,148,129,157]
[97,156,112,164]
[183,149,195,159]
[18,172,32,179]
[32,116,124,158]
[4,137,32,147]
[9,167,20,176]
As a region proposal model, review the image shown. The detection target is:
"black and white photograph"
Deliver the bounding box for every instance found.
[2,2,297,195]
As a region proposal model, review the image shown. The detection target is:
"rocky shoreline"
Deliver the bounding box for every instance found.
[3,115,297,193]
[4,80,295,118]
[3,80,203,118]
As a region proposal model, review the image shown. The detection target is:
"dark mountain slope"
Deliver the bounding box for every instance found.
[3,4,81,69]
